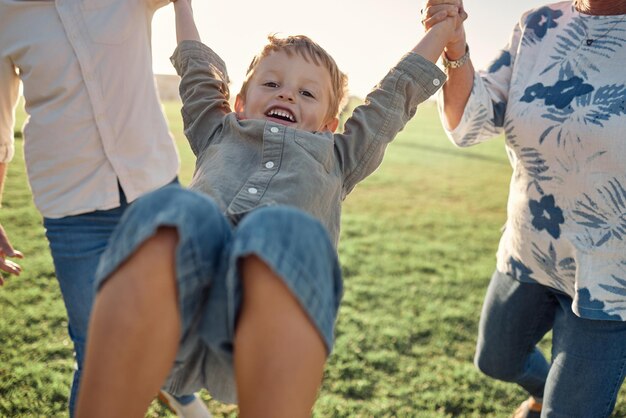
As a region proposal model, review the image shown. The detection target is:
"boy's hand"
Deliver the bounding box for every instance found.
[421,0,467,59]
[0,223,23,286]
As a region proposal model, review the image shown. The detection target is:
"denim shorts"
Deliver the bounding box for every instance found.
[94,183,343,403]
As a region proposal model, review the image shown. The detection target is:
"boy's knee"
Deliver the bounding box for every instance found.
[240,254,282,293]
[106,226,179,282]
[149,226,179,252]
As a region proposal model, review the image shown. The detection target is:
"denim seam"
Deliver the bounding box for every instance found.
[602,354,626,418]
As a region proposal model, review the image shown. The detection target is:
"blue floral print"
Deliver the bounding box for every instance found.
[573,178,626,247]
[508,256,535,282]
[599,261,626,315]
[532,242,574,293]
[537,81,625,145]
[518,147,552,195]
[521,77,594,110]
[488,50,511,73]
[492,101,507,126]
[600,274,626,297]
[592,84,626,121]
[578,288,622,320]
[524,6,563,40]
[529,195,565,239]
[543,17,626,76]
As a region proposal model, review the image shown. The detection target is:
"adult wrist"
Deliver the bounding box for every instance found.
[444,41,467,61]
[442,44,470,70]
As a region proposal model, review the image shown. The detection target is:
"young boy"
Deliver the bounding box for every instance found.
[76,1,463,417]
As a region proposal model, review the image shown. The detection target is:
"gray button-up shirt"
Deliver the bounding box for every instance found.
[172,40,445,248]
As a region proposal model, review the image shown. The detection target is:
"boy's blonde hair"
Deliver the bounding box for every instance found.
[239,34,349,121]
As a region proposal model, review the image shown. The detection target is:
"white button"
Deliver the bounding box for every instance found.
[270,127,279,133]
[433,78,441,86]
[248,187,258,195]
[265,161,275,169]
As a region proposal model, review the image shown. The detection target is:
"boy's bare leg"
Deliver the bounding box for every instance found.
[76,228,181,418]
[235,255,326,418]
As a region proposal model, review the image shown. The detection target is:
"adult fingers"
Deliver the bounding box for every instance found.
[459,7,468,22]
[421,4,460,23]
[422,0,462,8]
[0,258,22,275]
[0,244,23,259]
[0,225,19,258]
[421,7,458,30]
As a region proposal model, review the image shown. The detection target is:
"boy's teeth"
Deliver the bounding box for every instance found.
[268,109,294,121]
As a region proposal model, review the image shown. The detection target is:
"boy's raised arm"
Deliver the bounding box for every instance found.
[335,8,463,193]
[170,0,231,156]
[173,0,201,43]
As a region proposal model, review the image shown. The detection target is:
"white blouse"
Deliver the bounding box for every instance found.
[441,1,626,321]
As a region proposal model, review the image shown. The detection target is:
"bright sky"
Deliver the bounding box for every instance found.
[152,0,550,98]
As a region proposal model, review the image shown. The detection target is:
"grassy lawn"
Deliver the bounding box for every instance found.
[1,100,624,417]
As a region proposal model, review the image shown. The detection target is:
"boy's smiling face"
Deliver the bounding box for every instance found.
[235,50,339,133]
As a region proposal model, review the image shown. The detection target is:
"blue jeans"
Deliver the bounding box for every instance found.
[475,270,626,417]
[44,182,194,415]
[44,197,129,416]
[94,184,343,403]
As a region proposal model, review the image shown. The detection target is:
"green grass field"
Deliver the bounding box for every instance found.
[1,100,624,417]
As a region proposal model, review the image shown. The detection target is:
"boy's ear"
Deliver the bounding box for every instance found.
[234,94,245,114]
[324,117,339,133]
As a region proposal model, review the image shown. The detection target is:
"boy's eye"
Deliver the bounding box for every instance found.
[300,90,315,99]
[263,82,278,88]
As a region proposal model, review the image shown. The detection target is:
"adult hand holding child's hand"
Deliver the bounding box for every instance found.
[421,0,467,58]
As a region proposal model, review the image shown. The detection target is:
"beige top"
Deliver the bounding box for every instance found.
[0,0,179,218]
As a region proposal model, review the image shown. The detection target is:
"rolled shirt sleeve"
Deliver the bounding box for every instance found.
[336,52,446,196]
[438,20,522,148]
[171,41,232,156]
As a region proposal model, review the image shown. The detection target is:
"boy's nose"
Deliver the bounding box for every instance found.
[277,90,295,103]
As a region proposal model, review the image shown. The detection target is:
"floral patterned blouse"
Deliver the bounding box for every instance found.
[440,1,626,321]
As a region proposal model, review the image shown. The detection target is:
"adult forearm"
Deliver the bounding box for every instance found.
[441,44,474,131]
[441,60,474,130]
[420,0,474,131]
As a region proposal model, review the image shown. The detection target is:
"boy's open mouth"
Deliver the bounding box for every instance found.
[265,107,296,123]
